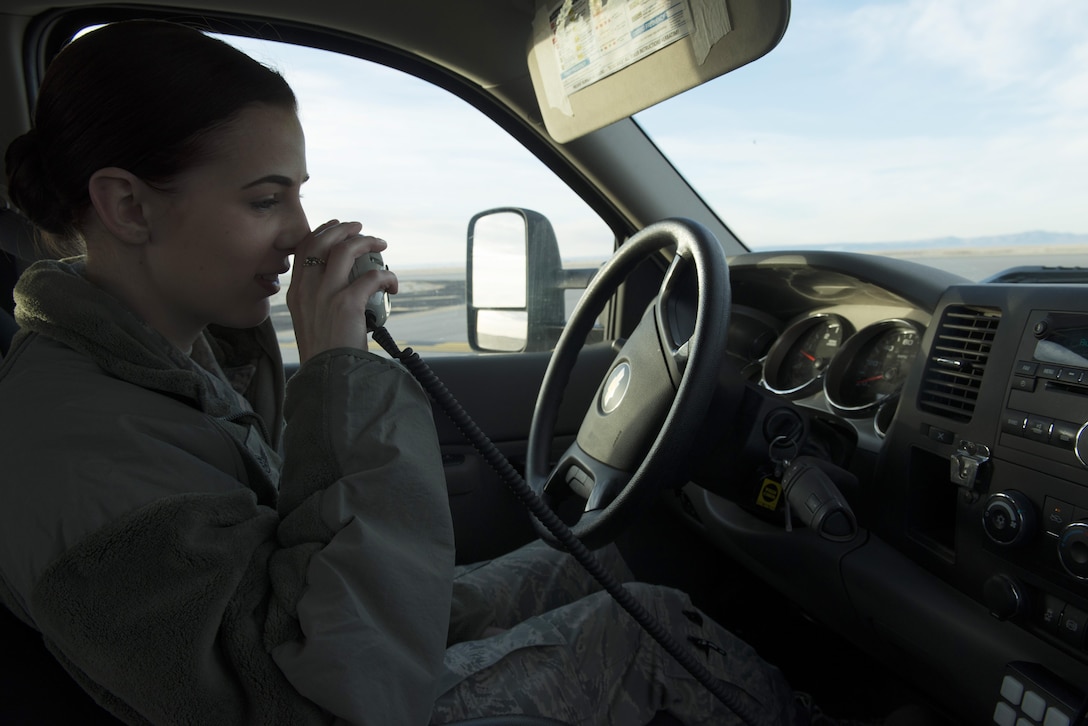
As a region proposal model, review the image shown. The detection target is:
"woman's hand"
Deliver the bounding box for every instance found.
[287,220,399,364]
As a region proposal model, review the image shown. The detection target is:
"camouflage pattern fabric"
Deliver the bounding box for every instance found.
[446,539,634,644]
[432,541,798,725]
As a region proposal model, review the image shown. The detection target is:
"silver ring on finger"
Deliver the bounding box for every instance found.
[302,256,327,267]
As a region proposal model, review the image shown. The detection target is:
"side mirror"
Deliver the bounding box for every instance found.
[466,207,596,352]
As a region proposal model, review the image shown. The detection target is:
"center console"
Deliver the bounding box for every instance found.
[876,286,1088,723]
[979,308,1088,652]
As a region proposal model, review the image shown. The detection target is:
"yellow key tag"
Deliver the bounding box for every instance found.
[756,478,782,511]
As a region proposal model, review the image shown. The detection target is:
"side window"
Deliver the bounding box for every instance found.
[224,35,614,362]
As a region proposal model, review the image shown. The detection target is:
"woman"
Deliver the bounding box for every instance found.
[0,19,799,725]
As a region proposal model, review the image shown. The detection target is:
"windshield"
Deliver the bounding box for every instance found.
[635,0,1088,281]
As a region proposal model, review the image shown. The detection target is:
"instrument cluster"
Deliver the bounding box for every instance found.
[757,312,926,424]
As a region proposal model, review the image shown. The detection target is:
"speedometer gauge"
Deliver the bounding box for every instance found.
[762,314,853,397]
[824,319,924,414]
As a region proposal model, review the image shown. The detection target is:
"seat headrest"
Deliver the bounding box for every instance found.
[0,205,41,263]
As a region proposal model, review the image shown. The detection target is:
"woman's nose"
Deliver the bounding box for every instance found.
[276,203,311,253]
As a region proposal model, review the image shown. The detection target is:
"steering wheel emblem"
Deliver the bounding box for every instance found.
[600,362,631,414]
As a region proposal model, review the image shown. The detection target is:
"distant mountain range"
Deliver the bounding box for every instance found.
[826,230,1088,254]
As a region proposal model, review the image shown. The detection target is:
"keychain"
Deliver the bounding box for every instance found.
[767,434,799,531]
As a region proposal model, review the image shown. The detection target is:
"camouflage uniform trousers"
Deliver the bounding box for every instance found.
[430,539,798,725]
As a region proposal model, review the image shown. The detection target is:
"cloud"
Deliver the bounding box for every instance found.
[845,0,1088,95]
[637,0,1088,249]
[225,36,613,267]
[224,6,1086,260]
[653,119,1087,247]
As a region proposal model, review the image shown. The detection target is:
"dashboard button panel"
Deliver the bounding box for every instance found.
[991,663,1086,726]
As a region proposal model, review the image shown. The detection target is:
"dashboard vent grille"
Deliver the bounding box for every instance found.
[918,305,1001,422]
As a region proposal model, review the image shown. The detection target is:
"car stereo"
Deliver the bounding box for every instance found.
[967,310,1088,662]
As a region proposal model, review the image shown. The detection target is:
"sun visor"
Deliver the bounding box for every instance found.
[528,0,789,143]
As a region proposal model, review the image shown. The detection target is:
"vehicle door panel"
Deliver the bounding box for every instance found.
[425,344,616,563]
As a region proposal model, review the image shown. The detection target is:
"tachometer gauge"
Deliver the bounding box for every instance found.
[761,314,853,397]
[824,320,924,414]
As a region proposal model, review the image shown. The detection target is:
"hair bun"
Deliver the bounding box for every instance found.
[5,128,68,238]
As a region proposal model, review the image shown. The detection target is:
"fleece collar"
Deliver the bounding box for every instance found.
[13,257,276,421]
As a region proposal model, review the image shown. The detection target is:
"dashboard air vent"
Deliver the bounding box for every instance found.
[917,305,1001,422]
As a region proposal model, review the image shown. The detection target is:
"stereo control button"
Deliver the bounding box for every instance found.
[1052,421,1077,450]
[1040,496,1074,537]
[1044,497,1076,535]
[1025,415,1054,442]
[1061,368,1085,385]
[983,491,1037,547]
[1058,522,1088,580]
[1001,410,1027,435]
[1057,604,1088,649]
[1012,376,1036,392]
[984,574,1024,620]
[1039,364,1062,379]
[1075,423,1088,468]
[1014,360,1038,376]
[1039,594,1065,635]
[927,426,954,444]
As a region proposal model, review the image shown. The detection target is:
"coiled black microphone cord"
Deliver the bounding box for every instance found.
[370,324,763,726]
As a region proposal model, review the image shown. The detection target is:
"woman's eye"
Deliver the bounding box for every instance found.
[252,197,279,211]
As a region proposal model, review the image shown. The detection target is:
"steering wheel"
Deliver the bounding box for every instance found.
[525,218,731,550]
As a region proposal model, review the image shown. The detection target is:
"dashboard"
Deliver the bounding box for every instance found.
[673,251,1088,725]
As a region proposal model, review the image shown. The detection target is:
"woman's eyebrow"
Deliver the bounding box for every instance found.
[242,173,310,189]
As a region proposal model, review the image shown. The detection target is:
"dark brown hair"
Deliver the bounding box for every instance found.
[4,20,297,255]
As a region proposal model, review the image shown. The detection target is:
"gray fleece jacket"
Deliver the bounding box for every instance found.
[0,258,456,725]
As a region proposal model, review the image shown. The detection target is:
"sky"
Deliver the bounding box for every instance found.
[230,34,614,270]
[636,0,1088,248]
[224,0,1086,264]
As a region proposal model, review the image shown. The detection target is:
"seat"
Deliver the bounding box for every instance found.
[1,603,687,725]
[0,307,15,359]
[0,606,121,725]
[0,205,38,260]
[3,603,571,724]
[0,205,40,358]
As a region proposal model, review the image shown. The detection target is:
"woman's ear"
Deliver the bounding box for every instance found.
[87,167,150,245]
